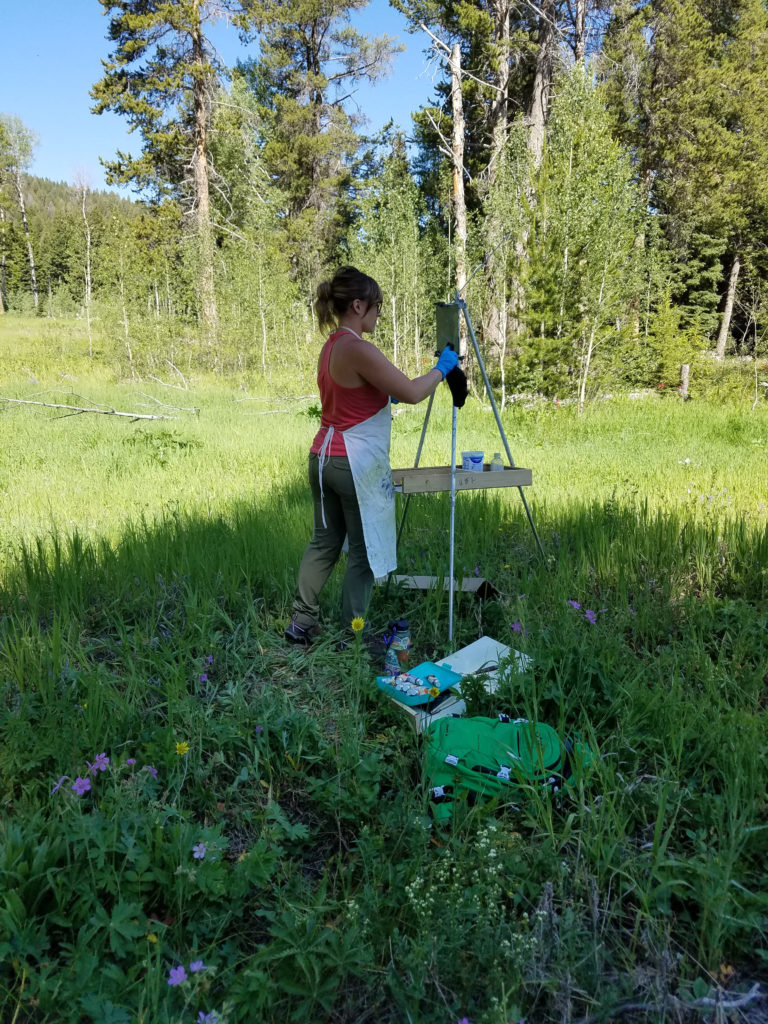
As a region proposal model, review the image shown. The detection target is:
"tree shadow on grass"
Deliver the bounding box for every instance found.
[1,488,768,1024]
[2,483,766,680]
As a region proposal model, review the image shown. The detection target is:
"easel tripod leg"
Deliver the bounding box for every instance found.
[448,404,457,642]
[458,298,546,563]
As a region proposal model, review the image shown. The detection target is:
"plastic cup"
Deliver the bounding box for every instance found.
[461,451,484,472]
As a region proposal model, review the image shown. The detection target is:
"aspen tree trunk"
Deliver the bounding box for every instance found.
[449,43,469,363]
[191,2,217,340]
[556,142,575,340]
[14,172,38,309]
[574,0,587,63]
[450,43,468,311]
[80,184,93,357]
[485,0,511,404]
[527,0,556,171]
[414,300,421,371]
[0,207,6,313]
[165,260,173,318]
[118,248,135,378]
[578,258,608,409]
[391,292,399,367]
[715,253,740,359]
[508,0,556,343]
[258,258,268,374]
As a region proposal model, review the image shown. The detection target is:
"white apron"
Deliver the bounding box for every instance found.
[317,402,397,580]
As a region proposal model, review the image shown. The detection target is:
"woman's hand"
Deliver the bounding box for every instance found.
[434,346,459,379]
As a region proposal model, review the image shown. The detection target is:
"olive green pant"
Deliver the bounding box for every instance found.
[291,453,373,630]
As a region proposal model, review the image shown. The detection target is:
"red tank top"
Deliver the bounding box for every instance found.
[310,331,388,456]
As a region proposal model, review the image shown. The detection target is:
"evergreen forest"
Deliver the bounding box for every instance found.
[2,0,768,397]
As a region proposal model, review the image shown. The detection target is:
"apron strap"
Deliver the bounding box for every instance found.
[317,425,336,528]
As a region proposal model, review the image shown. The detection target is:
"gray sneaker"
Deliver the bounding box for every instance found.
[284,619,322,645]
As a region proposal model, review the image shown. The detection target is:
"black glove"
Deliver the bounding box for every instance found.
[445,365,468,408]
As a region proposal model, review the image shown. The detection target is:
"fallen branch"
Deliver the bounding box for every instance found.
[136,392,199,415]
[234,395,316,404]
[144,361,192,391]
[574,982,763,1023]
[147,375,189,392]
[245,409,297,416]
[0,396,173,421]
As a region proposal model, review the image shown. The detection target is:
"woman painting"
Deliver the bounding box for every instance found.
[285,266,458,645]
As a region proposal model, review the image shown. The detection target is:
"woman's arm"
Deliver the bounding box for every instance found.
[350,342,444,404]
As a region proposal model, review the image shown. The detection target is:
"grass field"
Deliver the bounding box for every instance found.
[1,315,768,1024]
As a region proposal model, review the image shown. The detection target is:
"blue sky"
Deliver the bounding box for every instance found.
[0,0,439,193]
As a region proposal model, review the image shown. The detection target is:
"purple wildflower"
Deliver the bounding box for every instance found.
[584,609,598,625]
[126,758,136,766]
[72,777,91,795]
[254,725,263,736]
[206,655,214,664]
[511,621,524,633]
[457,1018,474,1024]
[51,776,67,794]
[145,765,158,779]
[474,565,480,576]
[567,600,581,610]
[92,752,110,772]
[168,965,187,986]
[518,593,527,599]
[197,1013,219,1024]
[192,843,207,860]
[629,606,636,616]
[189,959,207,973]
[199,673,208,683]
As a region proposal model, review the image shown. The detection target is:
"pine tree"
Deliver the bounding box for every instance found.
[602,0,768,353]
[238,0,401,291]
[346,131,433,374]
[518,68,643,400]
[207,74,299,371]
[90,0,240,334]
[395,0,587,370]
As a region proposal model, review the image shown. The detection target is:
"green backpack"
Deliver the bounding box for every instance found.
[423,714,592,822]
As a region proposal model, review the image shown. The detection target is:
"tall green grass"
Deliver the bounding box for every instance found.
[1,316,767,1023]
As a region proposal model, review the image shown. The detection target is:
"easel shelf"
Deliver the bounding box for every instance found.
[392,464,532,494]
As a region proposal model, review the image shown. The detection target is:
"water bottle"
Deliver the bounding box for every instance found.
[384,618,410,674]
[490,452,504,471]
[383,644,400,676]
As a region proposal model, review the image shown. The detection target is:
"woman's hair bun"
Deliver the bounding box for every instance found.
[314,266,382,331]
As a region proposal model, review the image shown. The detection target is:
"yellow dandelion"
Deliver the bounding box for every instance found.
[350,617,365,633]
[429,686,440,698]
[146,933,158,944]
[176,741,190,756]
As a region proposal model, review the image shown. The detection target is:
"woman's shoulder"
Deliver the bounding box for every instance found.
[330,332,381,360]
[332,332,380,354]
